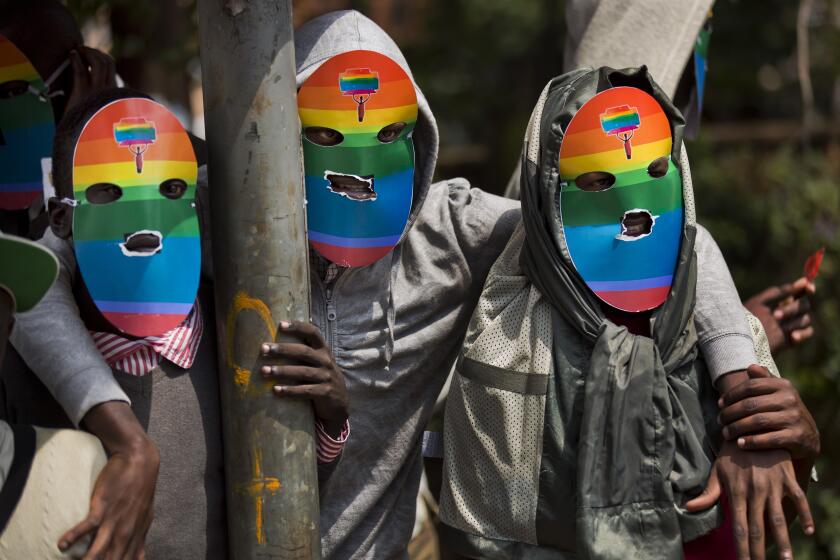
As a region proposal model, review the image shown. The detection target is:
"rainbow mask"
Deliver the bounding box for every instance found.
[298,50,418,267]
[72,98,200,337]
[558,87,683,312]
[0,34,56,210]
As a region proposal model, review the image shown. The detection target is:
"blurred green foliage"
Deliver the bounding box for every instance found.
[68,0,198,105]
[400,0,564,187]
[695,4,840,555]
[693,138,840,557]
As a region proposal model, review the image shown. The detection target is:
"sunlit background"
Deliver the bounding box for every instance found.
[67,1,840,557]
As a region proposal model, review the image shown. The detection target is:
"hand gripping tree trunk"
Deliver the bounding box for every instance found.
[197,1,320,558]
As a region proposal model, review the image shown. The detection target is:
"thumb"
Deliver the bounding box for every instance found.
[747,363,772,379]
[754,284,788,305]
[684,468,721,512]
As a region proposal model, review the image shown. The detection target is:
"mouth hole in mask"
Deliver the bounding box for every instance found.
[324,171,377,201]
[647,156,669,178]
[0,80,30,99]
[121,230,163,256]
[574,171,615,192]
[85,183,123,205]
[304,126,344,146]
[618,209,654,240]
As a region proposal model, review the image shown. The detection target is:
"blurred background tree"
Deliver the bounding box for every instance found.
[66,0,840,556]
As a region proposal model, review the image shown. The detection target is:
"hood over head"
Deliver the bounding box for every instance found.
[515,68,719,557]
[519,66,697,318]
[294,10,439,257]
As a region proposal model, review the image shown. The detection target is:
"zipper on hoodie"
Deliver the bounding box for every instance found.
[321,270,346,353]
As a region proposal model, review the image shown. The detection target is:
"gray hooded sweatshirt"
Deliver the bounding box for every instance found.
[10,10,756,559]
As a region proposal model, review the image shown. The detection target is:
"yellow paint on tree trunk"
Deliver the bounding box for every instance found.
[225,291,277,393]
[240,445,282,545]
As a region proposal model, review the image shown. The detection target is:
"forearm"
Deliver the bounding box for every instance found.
[315,419,348,488]
[694,224,758,380]
[82,401,151,456]
[716,369,749,393]
[9,231,129,425]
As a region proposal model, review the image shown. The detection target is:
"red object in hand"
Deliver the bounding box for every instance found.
[804,247,825,282]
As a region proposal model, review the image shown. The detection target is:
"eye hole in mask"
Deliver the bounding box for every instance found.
[304,126,344,147]
[85,183,123,205]
[0,80,31,99]
[647,156,669,178]
[574,171,616,192]
[377,122,406,144]
[159,178,188,200]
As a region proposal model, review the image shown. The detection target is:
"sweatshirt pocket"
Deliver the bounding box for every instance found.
[439,356,548,545]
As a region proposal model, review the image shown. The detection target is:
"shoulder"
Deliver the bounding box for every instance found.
[417,178,521,239]
[693,223,723,263]
[694,223,712,243]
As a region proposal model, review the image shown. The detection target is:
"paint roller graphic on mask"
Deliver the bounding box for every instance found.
[114,117,157,173]
[339,68,380,122]
[600,105,641,159]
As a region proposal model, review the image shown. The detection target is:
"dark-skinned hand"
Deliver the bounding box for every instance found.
[685,444,813,560]
[60,401,159,560]
[66,46,117,114]
[718,365,820,471]
[744,277,816,353]
[685,366,817,559]
[261,321,349,438]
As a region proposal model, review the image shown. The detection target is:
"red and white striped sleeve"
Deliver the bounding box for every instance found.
[315,419,350,464]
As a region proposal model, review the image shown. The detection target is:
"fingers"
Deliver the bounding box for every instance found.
[723,411,795,441]
[720,378,783,407]
[773,296,810,323]
[791,276,816,296]
[82,520,113,560]
[262,365,330,384]
[781,311,812,332]
[81,46,117,88]
[273,383,329,399]
[737,429,797,452]
[719,394,785,425]
[766,497,793,560]
[125,530,146,560]
[125,506,152,560]
[751,285,789,306]
[785,475,815,536]
[746,364,773,379]
[277,320,326,349]
[684,468,721,512]
[789,326,815,344]
[747,491,767,560]
[59,512,100,552]
[774,279,812,302]
[106,518,135,560]
[260,342,331,368]
[729,483,751,560]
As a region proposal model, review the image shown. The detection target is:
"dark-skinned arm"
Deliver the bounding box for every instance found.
[260,321,349,439]
[686,368,815,560]
[59,401,159,560]
[717,364,819,489]
[260,321,350,486]
[744,277,816,354]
